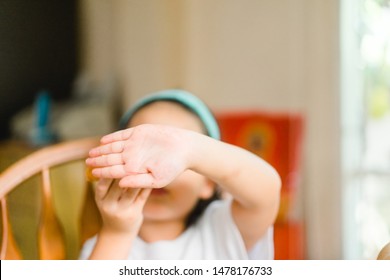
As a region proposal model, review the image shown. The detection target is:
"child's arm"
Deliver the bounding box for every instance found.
[88,179,151,259]
[188,131,281,250]
[87,124,281,251]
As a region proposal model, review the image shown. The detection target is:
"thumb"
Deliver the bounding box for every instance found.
[95,178,114,201]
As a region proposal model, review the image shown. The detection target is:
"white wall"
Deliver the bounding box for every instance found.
[78,0,342,259]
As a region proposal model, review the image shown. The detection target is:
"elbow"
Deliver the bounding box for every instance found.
[268,169,282,223]
[273,169,282,193]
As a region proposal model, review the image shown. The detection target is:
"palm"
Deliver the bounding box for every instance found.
[87,124,190,188]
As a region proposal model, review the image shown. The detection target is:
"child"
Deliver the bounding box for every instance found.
[80,89,281,259]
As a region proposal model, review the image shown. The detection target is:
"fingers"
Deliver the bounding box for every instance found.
[89,162,155,183]
[91,165,128,179]
[133,188,152,208]
[119,188,151,213]
[95,179,114,201]
[86,141,127,180]
[86,153,124,167]
[104,180,129,202]
[97,180,151,209]
[88,141,126,158]
[119,173,160,189]
[119,187,142,204]
[100,129,133,144]
[93,170,163,188]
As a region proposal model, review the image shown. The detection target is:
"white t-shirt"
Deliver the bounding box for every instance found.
[79,199,274,260]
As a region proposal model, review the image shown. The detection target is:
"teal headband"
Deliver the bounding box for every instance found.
[119,89,221,140]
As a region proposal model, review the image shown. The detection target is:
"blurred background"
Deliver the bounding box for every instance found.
[0,0,389,260]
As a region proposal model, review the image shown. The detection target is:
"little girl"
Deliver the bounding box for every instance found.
[80,89,281,259]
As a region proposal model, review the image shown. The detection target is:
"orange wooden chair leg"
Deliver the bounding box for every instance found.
[38,168,66,260]
[1,198,22,260]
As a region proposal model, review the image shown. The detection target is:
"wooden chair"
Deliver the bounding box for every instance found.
[0,137,102,259]
[377,242,390,260]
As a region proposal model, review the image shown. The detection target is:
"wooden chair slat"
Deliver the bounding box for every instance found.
[38,168,66,260]
[80,181,101,245]
[0,198,22,260]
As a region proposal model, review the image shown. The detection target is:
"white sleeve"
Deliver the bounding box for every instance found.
[78,235,97,260]
[248,227,274,260]
[201,199,274,259]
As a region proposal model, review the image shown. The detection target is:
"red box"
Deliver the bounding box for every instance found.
[274,220,305,259]
[216,110,304,222]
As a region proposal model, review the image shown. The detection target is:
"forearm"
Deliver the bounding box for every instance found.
[187,132,281,248]
[188,131,281,209]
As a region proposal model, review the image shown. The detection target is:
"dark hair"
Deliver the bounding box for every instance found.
[185,187,221,228]
[126,99,222,228]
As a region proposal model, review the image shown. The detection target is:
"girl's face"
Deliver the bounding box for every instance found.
[128,101,214,224]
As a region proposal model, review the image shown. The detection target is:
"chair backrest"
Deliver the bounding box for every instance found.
[0,137,102,260]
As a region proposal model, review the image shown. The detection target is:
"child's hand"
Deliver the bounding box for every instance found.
[86,124,192,188]
[95,179,151,235]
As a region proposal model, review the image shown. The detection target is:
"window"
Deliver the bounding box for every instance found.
[341,0,390,259]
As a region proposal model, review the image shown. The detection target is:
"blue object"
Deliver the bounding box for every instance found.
[119,89,221,140]
[37,90,50,128]
[30,90,56,146]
